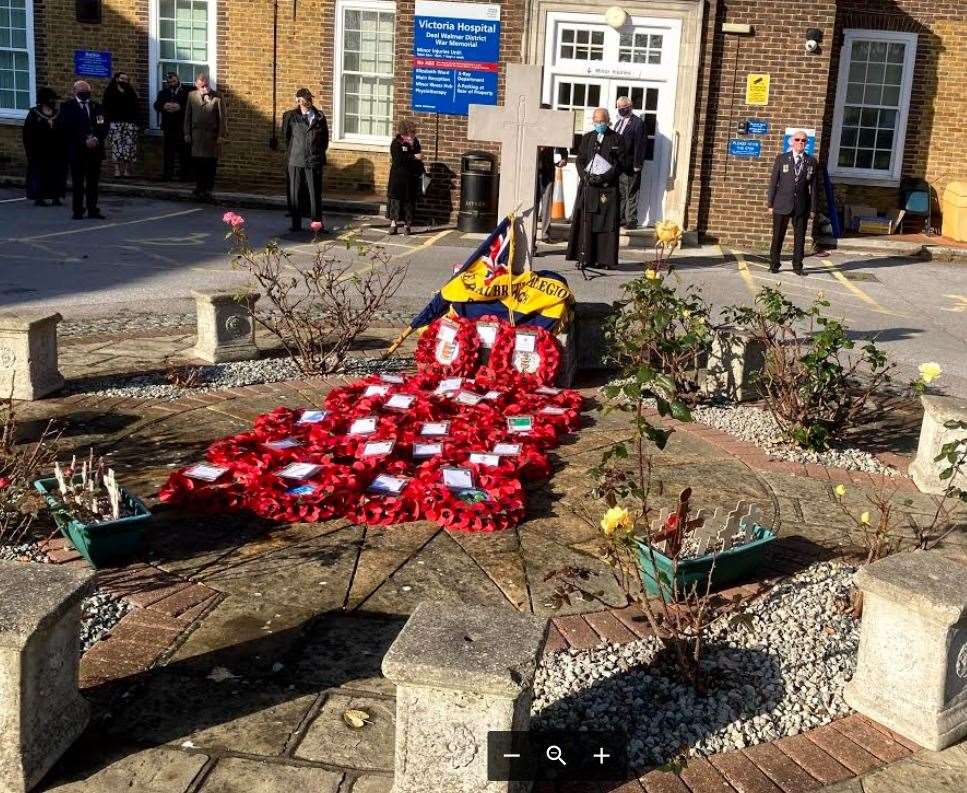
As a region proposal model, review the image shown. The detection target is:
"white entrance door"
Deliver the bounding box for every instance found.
[542,13,681,226]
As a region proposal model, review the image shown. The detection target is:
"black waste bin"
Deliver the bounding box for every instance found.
[457,151,498,233]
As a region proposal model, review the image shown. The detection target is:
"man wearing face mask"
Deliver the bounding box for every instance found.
[281,88,329,232]
[57,80,109,219]
[614,96,647,230]
[153,72,194,181]
[565,108,628,272]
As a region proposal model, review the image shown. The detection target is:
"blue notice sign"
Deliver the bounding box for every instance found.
[412,1,501,116]
[74,50,112,78]
[746,119,769,135]
[729,139,762,158]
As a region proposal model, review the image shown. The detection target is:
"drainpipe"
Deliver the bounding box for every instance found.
[269,0,280,150]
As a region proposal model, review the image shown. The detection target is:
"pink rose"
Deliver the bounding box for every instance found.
[222,211,245,228]
[309,221,323,232]
[0,477,10,490]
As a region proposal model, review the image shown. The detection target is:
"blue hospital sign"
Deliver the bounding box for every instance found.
[412,1,501,116]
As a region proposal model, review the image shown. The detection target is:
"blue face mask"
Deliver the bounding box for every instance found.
[594,122,609,135]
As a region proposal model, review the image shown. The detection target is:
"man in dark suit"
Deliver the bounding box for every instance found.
[565,108,629,272]
[282,88,329,232]
[153,72,194,181]
[614,96,647,229]
[58,80,108,219]
[767,130,819,274]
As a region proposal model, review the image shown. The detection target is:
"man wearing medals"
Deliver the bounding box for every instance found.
[566,107,629,272]
[766,130,819,275]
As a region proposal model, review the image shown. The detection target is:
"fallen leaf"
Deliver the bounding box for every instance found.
[343,708,372,729]
[207,666,239,683]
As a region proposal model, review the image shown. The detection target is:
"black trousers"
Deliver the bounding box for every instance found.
[194,157,217,194]
[162,132,191,180]
[618,169,642,227]
[770,211,808,270]
[287,165,323,228]
[70,155,101,215]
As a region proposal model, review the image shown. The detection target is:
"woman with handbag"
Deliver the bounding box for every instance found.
[386,118,424,236]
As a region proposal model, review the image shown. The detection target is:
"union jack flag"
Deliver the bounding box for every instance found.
[451,218,513,283]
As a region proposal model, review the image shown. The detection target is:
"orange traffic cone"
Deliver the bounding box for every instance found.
[550,165,566,220]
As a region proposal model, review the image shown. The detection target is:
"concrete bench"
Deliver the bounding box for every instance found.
[909,395,967,495]
[845,550,967,750]
[382,601,547,792]
[0,313,64,401]
[0,561,94,793]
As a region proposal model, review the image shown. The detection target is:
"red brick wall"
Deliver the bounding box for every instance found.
[686,0,838,248]
[823,1,967,227]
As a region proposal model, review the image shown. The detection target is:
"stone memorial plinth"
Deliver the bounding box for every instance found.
[0,313,64,401]
[382,601,548,793]
[908,395,967,495]
[702,329,765,403]
[0,561,94,792]
[845,551,967,750]
[191,289,260,363]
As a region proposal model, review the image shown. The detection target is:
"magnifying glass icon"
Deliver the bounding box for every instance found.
[546,745,566,766]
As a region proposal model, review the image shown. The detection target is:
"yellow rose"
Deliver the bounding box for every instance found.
[918,362,942,384]
[644,268,660,280]
[655,220,682,245]
[834,484,846,498]
[600,506,634,538]
[860,511,871,525]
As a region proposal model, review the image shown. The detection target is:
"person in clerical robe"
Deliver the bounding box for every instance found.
[565,107,628,271]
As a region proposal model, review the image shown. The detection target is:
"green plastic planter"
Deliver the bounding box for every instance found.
[34,477,151,568]
[634,523,776,600]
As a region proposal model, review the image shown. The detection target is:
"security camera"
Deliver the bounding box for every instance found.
[805,28,822,54]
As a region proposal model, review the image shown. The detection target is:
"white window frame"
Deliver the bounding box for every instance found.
[0,0,36,120]
[148,0,218,130]
[829,29,917,184]
[332,0,396,146]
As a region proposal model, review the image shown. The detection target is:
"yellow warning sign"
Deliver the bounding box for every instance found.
[746,74,770,106]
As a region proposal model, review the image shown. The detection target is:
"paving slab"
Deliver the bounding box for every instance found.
[196,757,343,793]
[40,745,208,793]
[294,693,396,771]
[345,522,440,610]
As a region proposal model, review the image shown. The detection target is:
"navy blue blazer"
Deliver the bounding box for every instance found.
[614,112,647,171]
[57,98,109,162]
[767,151,819,216]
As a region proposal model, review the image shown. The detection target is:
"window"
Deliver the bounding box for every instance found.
[554,80,602,150]
[616,84,659,160]
[619,30,662,64]
[0,0,34,118]
[149,0,217,128]
[558,27,605,61]
[830,30,917,182]
[335,0,395,142]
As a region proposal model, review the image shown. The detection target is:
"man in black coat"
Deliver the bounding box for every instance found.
[565,108,629,271]
[282,88,329,232]
[614,95,647,229]
[153,72,194,181]
[58,80,108,219]
[767,130,819,274]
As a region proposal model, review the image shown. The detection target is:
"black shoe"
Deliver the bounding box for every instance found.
[72,212,85,220]
[88,210,106,219]
[768,265,780,273]
[388,224,398,236]
[793,268,805,276]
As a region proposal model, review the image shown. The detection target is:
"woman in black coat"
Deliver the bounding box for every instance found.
[22,87,67,206]
[103,71,141,177]
[386,118,424,235]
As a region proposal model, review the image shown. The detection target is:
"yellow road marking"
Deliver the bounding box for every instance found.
[942,294,967,313]
[819,258,895,315]
[0,197,26,203]
[731,250,758,296]
[11,208,204,242]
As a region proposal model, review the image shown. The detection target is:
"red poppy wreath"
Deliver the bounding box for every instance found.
[413,316,481,378]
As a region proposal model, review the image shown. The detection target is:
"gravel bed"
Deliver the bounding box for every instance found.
[532,562,859,768]
[80,591,132,652]
[60,306,419,339]
[602,381,897,476]
[1,542,131,651]
[63,354,414,401]
[690,403,898,476]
